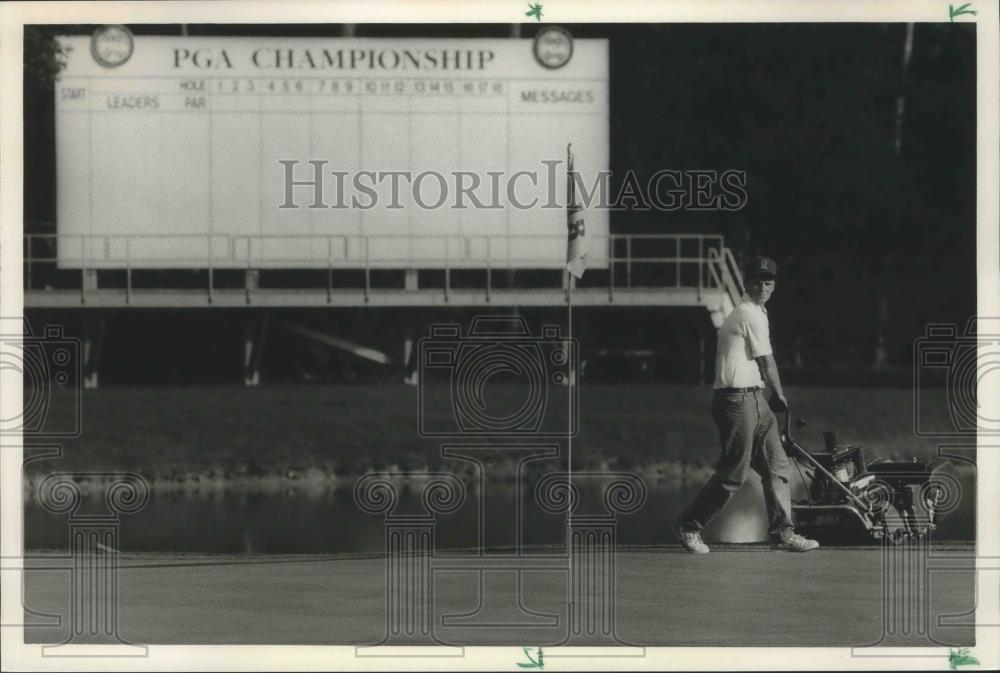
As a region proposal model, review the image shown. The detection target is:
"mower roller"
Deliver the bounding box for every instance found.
[779,409,952,545]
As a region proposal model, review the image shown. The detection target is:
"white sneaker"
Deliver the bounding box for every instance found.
[674,525,710,554]
[775,531,820,553]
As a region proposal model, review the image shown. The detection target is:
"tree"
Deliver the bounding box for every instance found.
[24,27,67,92]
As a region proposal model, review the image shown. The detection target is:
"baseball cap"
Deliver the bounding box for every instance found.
[746,256,777,280]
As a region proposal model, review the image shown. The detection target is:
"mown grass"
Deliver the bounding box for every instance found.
[29,384,949,482]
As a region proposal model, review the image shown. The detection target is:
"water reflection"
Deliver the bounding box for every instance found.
[24,474,975,554]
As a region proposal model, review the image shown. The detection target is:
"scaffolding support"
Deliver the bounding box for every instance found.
[82,313,107,390]
[243,313,269,387]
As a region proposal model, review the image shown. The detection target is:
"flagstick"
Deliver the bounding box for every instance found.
[567,268,573,506]
[566,267,573,608]
[565,143,574,607]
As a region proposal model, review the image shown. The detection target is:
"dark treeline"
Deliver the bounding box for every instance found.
[600,23,976,371]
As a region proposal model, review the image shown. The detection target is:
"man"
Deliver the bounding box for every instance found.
[675,256,819,553]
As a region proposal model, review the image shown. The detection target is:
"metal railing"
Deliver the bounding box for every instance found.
[24,232,733,305]
[707,245,745,309]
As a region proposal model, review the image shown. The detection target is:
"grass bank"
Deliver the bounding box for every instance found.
[25,384,950,490]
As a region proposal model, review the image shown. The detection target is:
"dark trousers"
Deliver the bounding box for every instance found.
[679,389,794,537]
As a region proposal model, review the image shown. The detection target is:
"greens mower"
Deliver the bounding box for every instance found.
[780,410,952,545]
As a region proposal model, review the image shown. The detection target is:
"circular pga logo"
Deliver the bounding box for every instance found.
[90,25,134,68]
[533,26,574,69]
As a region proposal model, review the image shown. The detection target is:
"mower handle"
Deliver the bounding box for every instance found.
[781,408,806,443]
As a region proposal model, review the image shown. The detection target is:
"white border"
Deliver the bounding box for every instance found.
[1,1,997,671]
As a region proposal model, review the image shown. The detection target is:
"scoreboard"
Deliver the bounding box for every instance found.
[54,34,609,270]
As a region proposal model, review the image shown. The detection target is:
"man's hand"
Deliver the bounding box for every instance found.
[756,353,787,413]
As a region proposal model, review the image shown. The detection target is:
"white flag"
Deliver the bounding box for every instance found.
[566,144,588,279]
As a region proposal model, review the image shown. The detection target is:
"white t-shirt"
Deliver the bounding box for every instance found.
[713,295,773,389]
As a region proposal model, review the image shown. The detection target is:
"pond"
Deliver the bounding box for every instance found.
[24,474,975,554]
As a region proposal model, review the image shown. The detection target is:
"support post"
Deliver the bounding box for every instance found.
[81,269,98,305]
[207,234,214,305]
[402,325,417,386]
[244,269,259,305]
[608,235,615,302]
[327,237,334,304]
[364,238,371,304]
[243,313,269,387]
[82,313,107,390]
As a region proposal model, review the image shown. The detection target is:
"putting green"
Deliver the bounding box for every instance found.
[23,544,975,647]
